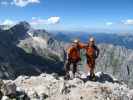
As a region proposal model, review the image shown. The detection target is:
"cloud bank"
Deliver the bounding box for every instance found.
[12,0,40,7]
[30,16,60,25]
[0,17,60,26]
[106,22,113,26]
[0,0,40,7]
[0,19,16,25]
[122,19,133,25]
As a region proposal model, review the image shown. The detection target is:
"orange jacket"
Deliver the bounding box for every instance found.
[86,47,95,57]
[67,47,80,60]
[85,45,99,58]
[67,43,84,60]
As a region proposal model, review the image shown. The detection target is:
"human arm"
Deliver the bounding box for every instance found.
[78,42,87,49]
[94,45,100,59]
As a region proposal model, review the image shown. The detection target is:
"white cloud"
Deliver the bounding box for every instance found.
[12,0,40,7]
[31,17,36,20]
[0,19,16,25]
[0,16,60,26]
[30,18,47,25]
[122,19,133,25]
[106,22,113,26]
[30,16,60,25]
[47,17,60,24]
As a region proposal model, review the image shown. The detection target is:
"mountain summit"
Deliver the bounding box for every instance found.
[0,21,64,79]
[8,21,31,42]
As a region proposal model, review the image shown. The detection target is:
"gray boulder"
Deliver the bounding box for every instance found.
[1,81,16,96]
[1,96,10,100]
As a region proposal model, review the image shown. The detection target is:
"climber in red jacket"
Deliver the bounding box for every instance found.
[85,37,99,81]
[64,39,84,79]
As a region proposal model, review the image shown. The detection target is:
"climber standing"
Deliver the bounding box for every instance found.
[85,37,99,81]
[64,39,83,79]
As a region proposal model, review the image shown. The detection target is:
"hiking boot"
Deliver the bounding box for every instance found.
[91,76,96,81]
[74,72,80,78]
[69,71,74,80]
[64,74,70,80]
[90,73,96,81]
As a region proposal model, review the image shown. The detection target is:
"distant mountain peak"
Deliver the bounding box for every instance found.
[8,21,31,41]
[11,21,31,31]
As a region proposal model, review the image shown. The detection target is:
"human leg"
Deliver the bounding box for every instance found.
[86,57,96,80]
[64,60,71,79]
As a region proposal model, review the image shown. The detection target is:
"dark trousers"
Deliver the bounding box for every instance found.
[64,59,78,75]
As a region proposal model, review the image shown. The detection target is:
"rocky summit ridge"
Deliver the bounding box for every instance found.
[0,72,133,100]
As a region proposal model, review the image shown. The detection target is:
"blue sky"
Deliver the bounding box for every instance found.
[0,0,133,33]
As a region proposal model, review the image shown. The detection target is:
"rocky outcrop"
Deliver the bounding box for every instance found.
[1,81,16,96]
[0,73,132,100]
[8,21,31,42]
[0,22,64,79]
[96,44,133,88]
[18,29,65,62]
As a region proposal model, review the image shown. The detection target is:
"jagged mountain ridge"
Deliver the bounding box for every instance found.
[53,31,133,49]
[96,44,133,88]
[0,21,64,79]
[18,29,65,62]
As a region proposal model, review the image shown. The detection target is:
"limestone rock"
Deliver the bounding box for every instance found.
[1,81,16,96]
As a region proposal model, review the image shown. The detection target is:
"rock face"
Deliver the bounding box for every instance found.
[0,21,64,79]
[18,29,65,62]
[0,73,132,100]
[1,81,16,96]
[9,21,31,41]
[96,44,133,88]
[79,44,133,88]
